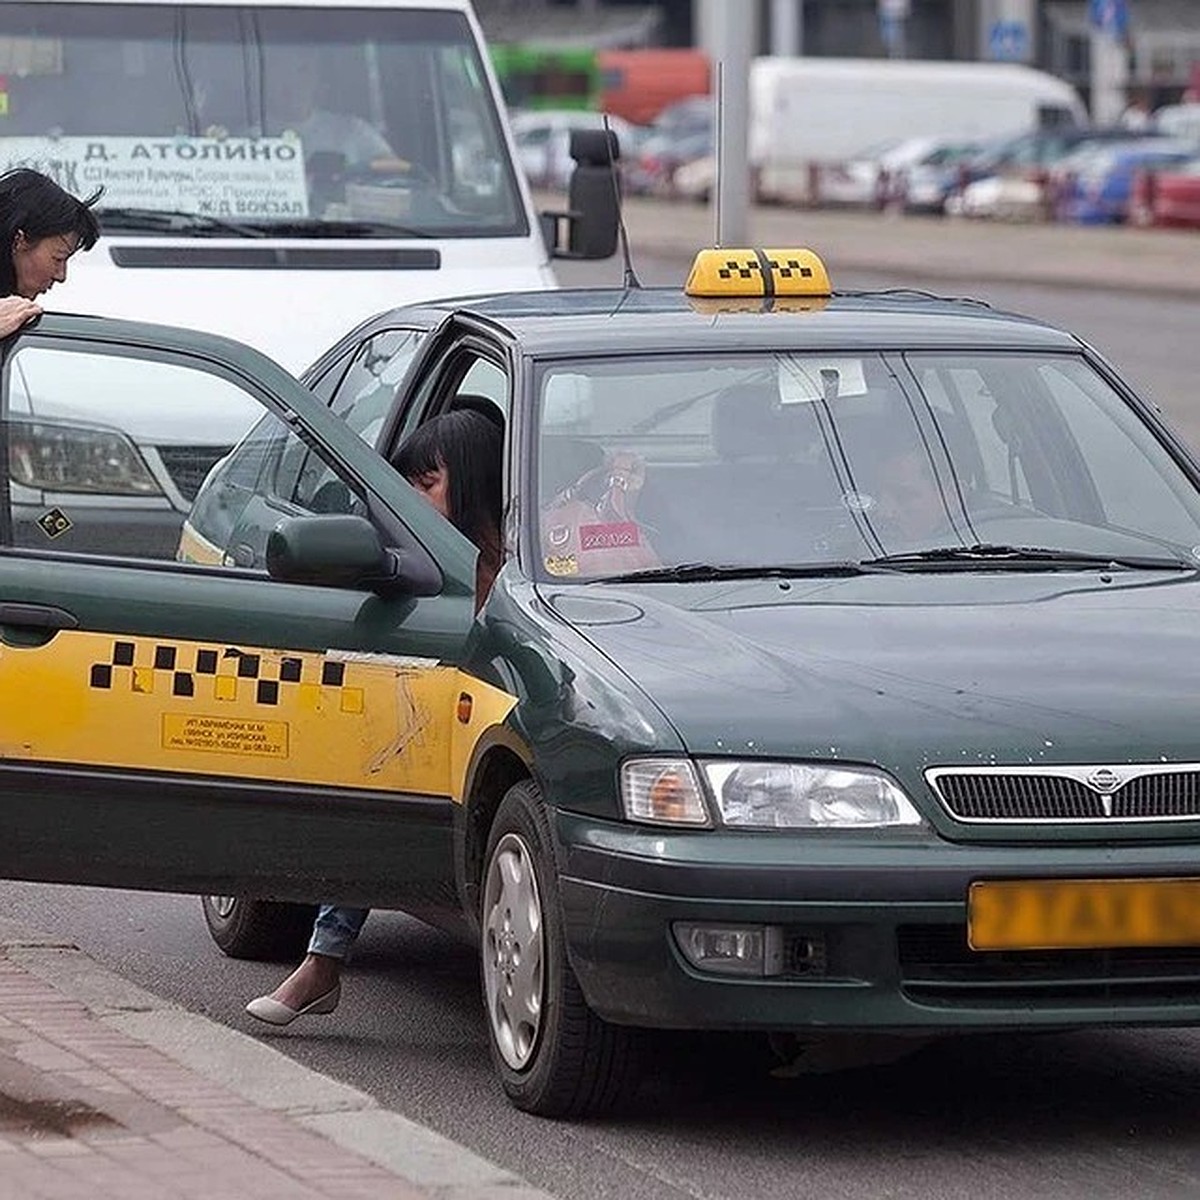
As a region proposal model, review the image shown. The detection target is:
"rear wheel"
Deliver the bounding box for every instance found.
[480,779,636,1117]
[200,896,318,961]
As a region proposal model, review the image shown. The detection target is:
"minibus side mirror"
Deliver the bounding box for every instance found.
[540,129,621,260]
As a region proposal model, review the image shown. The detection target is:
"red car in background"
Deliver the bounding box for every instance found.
[1131,158,1200,228]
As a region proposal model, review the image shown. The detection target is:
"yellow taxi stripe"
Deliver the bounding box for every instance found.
[0,629,517,801]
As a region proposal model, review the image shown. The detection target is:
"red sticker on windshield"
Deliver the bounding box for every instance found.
[579,522,640,551]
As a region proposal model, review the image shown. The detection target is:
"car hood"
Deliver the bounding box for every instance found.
[53,234,555,376]
[544,571,1200,770]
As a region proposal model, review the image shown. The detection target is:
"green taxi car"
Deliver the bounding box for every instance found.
[6,249,1200,1117]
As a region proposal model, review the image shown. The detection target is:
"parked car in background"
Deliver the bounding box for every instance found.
[946,127,1165,221]
[1130,155,1200,228]
[949,172,1047,221]
[1055,139,1196,225]
[880,138,985,210]
[1154,103,1200,142]
[943,128,1099,217]
[511,108,636,190]
[624,96,714,196]
[898,138,992,213]
[798,136,983,209]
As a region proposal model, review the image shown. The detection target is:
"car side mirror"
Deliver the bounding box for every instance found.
[540,129,620,261]
[266,513,439,596]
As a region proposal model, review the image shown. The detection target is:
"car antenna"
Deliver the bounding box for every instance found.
[603,113,641,289]
[713,61,724,247]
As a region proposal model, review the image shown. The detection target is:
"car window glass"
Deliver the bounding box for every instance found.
[329,329,427,449]
[1037,360,1200,544]
[910,353,1200,554]
[2,341,371,569]
[534,351,1200,581]
[3,343,262,561]
[308,348,355,406]
[916,364,1032,502]
[535,353,945,577]
[454,358,508,418]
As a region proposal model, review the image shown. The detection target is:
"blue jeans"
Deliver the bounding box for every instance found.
[307,905,369,960]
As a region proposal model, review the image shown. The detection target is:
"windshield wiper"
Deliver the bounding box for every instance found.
[98,207,269,237]
[602,560,892,584]
[864,544,1195,571]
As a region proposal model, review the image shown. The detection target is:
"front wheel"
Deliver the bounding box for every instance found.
[480,779,636,1117]
[201,895,318,961]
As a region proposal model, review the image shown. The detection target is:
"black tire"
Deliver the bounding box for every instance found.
[480,779,636,1117]
[200,895,318,961]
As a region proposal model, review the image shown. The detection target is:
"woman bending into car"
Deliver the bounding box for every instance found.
[0,168,100,337]
[245,407,503,1026]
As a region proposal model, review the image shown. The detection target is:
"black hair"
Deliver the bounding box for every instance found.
[393,408,503,551]
[0,169,102,296]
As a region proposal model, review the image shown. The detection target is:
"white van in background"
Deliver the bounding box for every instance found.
[0,0,618,374]
[0,0,618,559]
[750,57,1088,205]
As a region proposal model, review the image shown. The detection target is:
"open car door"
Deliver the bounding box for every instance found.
[0,313,486,910]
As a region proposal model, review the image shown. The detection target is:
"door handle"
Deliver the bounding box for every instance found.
[0,602,79,629]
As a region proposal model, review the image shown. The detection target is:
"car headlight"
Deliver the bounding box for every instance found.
[8,419,161,495]
[703,762,924,829]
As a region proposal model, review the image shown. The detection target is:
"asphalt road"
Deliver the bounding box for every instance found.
[5,251,1200,1200]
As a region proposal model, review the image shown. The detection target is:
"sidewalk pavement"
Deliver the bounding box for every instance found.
[0,919,552,1200]
[603,194,1200,299]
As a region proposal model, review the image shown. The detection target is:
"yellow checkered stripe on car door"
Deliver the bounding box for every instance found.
[0,630,515,800]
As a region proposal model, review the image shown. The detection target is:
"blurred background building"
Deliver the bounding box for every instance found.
[475,0,1200,111]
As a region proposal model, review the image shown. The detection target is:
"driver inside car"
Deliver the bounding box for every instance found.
[869,444,956,544]
[261,50,398,171]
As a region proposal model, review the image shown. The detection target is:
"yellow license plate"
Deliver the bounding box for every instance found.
[968,878,1200,951]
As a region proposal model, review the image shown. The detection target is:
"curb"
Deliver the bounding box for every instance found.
[0,917,554,1200]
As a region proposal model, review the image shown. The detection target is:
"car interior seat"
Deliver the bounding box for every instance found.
[448,392,506,430]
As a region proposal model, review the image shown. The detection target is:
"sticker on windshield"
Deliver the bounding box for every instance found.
[545,554,579,576]
[0,136,309,219]
[778,357,868,404]
[579,522,640,550]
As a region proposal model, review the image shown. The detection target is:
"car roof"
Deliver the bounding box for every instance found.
[386,287,1080,357]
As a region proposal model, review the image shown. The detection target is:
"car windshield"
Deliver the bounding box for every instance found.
[0,3,525,237]
[534,351,1200,580]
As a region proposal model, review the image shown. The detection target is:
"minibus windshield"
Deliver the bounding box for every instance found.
[0,3,527,237]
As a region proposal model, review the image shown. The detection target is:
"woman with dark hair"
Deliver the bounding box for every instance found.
[0,168,101,337]
[392,407,503,607]
[246,407,504,1026]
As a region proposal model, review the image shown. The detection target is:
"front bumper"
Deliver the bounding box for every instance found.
[556,811,1200,1033]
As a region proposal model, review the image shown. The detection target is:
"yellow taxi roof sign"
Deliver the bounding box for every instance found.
[684,248,831,299]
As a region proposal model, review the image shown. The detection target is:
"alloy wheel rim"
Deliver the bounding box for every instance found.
[482,831,545,1070]
[208,896,238,920]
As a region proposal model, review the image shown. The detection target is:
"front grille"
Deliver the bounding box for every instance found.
[156,445,232,501]
[927,766,1200,823]
[899,924,1200,1005]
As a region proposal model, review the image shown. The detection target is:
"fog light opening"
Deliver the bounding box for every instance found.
[787,933,828,977]
[673,922,785,977]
